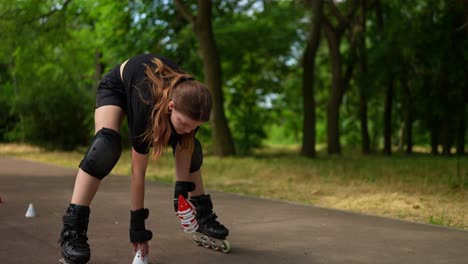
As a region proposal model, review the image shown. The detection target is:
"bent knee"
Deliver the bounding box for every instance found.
[79,128,121,180]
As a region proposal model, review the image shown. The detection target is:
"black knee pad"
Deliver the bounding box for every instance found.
[173,181,195,211]
[189,138,203,173]
[79,128,121,180]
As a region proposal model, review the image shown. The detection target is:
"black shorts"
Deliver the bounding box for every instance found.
[95,65,127,113]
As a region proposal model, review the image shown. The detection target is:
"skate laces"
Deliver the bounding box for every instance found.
[176,195,199,233]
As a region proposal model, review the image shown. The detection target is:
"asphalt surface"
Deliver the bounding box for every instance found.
[0,157,467,264]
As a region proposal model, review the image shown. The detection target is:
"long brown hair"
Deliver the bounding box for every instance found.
[142,58,212,159]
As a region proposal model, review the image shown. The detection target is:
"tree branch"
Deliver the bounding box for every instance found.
[344,0,360,28]
[322,14,334,34]
[326,0,359,34]
[173,0,196,24]
[24,0,72,24]
[328,0,346,26]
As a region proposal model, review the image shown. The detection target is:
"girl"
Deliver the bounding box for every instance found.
[58,54,229,264]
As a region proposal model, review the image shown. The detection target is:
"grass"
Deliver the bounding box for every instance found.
[1,143,467,230]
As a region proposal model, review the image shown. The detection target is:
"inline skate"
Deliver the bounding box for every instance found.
[58,204,91,264]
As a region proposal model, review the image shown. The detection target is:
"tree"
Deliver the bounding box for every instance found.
[372,0,395,156]
[322,0,359,154]
[357,0,370,154]
[301,0,324,157]
[213,1,303,155]
[0,0,94,149]
[174,0,235,156]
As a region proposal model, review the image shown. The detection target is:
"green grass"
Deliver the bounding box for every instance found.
[1,143,467,230]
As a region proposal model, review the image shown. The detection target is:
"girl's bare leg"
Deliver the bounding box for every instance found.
[174,144,205,196]
[60,105,124,263]
[70,105,124,206]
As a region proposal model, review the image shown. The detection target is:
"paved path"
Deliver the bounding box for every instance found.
[0,157,467,264]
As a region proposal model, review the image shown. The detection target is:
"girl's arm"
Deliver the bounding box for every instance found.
[130,148,149,210]
[129,148,151,257]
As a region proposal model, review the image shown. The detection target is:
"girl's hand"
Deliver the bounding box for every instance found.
[133,241,149,258]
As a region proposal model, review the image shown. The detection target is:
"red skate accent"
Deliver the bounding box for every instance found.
[178,195,191,212]
[177,195,198,233]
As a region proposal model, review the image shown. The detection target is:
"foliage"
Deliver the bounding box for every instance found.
[0,0,466,154]
[15,82,92,149]
[214,1,305,154]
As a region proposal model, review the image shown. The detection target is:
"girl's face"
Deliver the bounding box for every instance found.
[169,101,204,135]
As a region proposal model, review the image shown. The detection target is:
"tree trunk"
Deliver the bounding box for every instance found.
[457,64,467,155]
[383,76,393,155]
[358,0,370,154]
[324,24,342,154]
[174,0,235,156]
[321,0,359,155]
[455,68,467,156]
[454,68,468,156]
[359,91,370,153]
[456,7,467,156]
[441,118,451,156]
[375,0,393,155]
[438,74,452,156]
[401,79,413,154]
[456,116,465,155]
[430,118,439,155]
[301,0,323,158]
[375,0,383,30]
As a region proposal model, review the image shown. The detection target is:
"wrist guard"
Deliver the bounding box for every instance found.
[129,208,153,243]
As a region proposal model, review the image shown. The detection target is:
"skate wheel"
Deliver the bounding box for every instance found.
[59,258,70,264]
[221,240,231,253]
[212,244,220,251]
[193,240,202,246]
[202,241,211,248]
[199,235,210,248]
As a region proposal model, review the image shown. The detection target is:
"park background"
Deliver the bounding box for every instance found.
[0,0,467,230]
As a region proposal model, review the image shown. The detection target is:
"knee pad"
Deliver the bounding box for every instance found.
[79,128,121,180]
[189,138,203,173]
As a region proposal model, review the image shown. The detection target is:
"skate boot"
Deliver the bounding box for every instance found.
[189,194,231,253]
[58,204,91,264]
